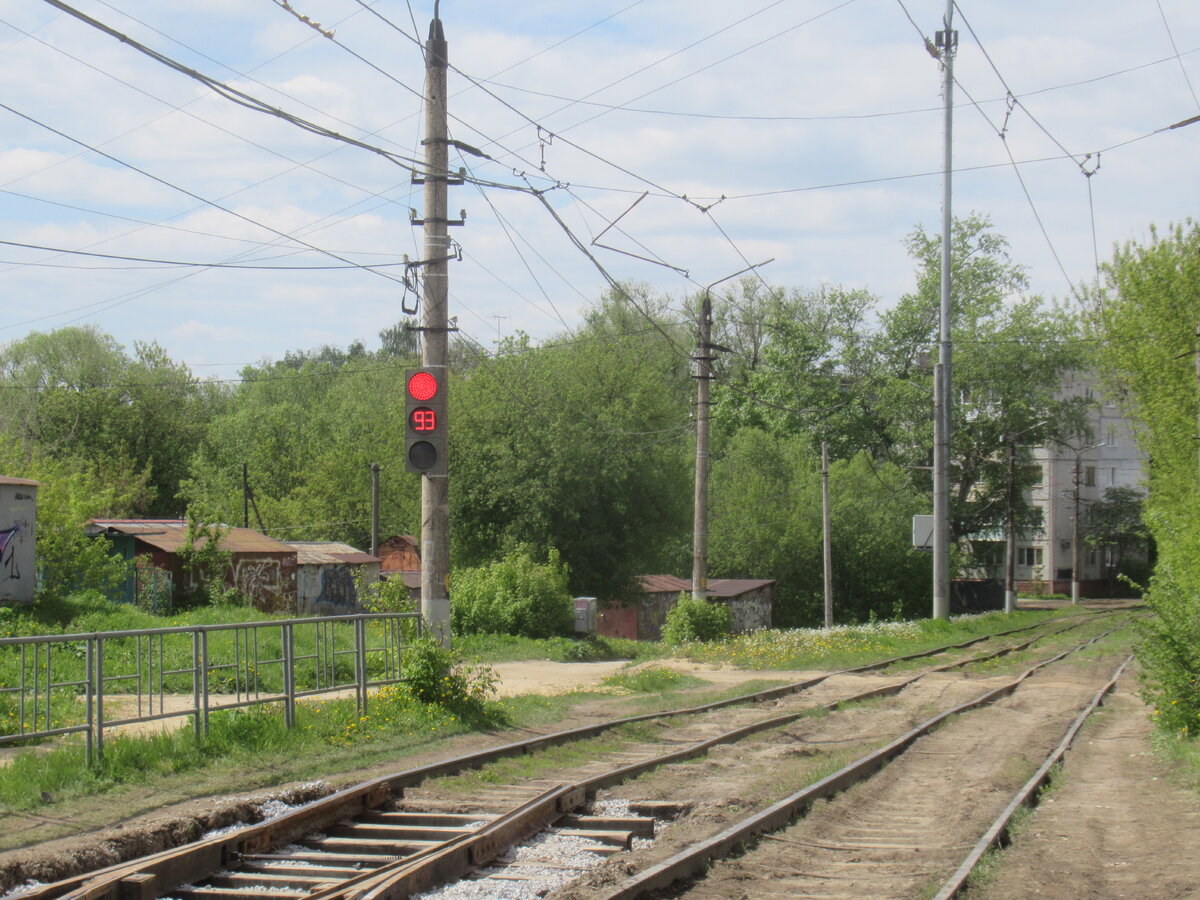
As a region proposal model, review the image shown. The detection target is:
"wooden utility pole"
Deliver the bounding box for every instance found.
[821,440,833,628]
[242,462,249,529]
[691,292,713,601]
[419,9,452,644]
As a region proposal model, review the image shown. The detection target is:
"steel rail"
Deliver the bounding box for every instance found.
[595,624,1129,899]
[576,618,1090,796]
[16,611,1116,900]
[932,653,1135,899]
[56,623,1102,900]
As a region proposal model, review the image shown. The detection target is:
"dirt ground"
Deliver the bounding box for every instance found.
[970,672,1200,900]
[485,658,816,696]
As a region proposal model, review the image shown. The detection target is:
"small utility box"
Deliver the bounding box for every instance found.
[912,515,935,552]
[0,476,39,606]
[574,597,597,634]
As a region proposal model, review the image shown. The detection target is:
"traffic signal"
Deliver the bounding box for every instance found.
[405,368,447,474]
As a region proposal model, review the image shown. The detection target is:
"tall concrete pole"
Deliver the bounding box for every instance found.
[1072,454,1082,605]
[932,2,957,620]
[420,12,451,644]
[1004,441,1017,613]
[691,292,713,602]
[821,440,833,628]
[370,462,380,559]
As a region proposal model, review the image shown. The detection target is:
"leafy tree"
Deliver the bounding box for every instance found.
[182,356,420,550]
[451,292,693,598]
[880,214,1089,544]
[707,429,928,626]
[1083,486,1150,587]
[451,546,572,638]
[714,282,882,460]
[0,326,218,515]
[175,514,237,607]
[0,445,147,602]
[1088,220,1200,733]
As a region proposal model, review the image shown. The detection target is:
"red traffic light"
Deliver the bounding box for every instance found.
[407,370,439,402]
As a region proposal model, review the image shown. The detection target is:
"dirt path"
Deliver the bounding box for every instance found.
[971,671,1200,900]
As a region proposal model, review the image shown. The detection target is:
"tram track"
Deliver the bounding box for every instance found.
[9,611,1131,900]
[587,622,1133,899]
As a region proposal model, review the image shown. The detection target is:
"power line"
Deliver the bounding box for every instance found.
[0,237,408,270]
[1154,0,1200,112]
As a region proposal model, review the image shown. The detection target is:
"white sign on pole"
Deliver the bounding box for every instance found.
[912,514,935,551]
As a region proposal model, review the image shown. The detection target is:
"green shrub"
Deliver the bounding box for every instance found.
[1138,574,1200,737]
[451,546,572,639]
[401,637,496,718]
[661,594,732,646]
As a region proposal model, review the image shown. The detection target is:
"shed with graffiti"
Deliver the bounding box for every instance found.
[0,476,38,606]
[286,541,381,616]
[85,519,298,613]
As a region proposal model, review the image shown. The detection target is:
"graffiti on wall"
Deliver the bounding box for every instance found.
[0,520,27,583]
[316,565,357,610]
[234,558,283,606]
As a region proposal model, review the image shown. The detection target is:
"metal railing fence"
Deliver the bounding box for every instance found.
[0,612,421,763]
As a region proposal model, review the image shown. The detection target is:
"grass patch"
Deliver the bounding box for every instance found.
[0,682,509,812]
[1152,728,1200,796]
[670,610,1078,672]
[601,665,705,693]
[452,633,661,664]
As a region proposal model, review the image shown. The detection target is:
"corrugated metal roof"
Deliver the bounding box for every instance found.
[706,578,776,597]
[638,575,691,594]
[0,476,40,487]
[636,575,775,598]
[88,519,295,554]
[285,541,380,565]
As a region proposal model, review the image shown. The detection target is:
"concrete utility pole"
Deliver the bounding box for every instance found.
[1072,454,1082,605]
[419,9,452,644]
[1005,442,1017,613]
[370,462,380,559]
[692,292,714,601]
[932,2,957,621]
[821,440,833,628]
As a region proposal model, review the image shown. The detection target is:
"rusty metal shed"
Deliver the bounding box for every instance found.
[286,541,381,616]
[86,519,298,613]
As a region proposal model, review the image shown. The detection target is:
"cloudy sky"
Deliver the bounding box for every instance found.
[0,0,1195,376]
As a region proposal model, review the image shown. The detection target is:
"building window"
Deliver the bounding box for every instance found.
[1087,548,1097,565]
[1084,466,1096,487]
[1017,547,1043,567]
[1021,465,1043,486]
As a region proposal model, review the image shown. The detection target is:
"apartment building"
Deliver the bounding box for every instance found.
[1015,371,1146,595]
